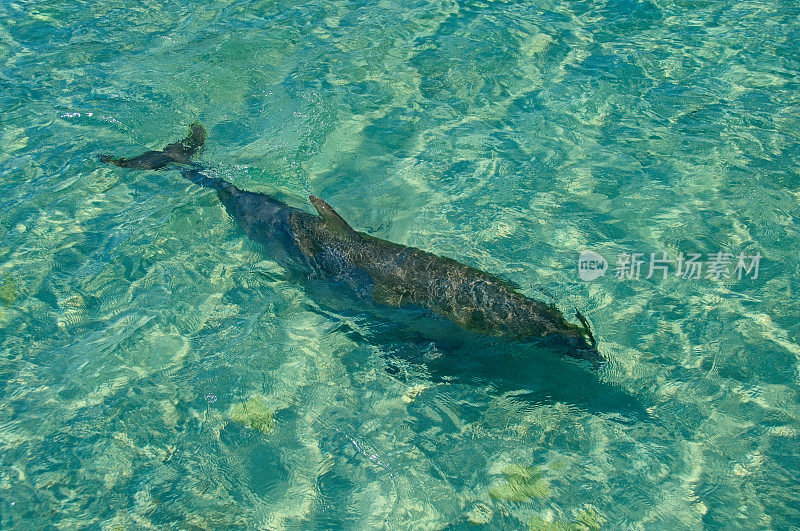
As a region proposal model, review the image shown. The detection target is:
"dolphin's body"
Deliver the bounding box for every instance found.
[102,123,603,367]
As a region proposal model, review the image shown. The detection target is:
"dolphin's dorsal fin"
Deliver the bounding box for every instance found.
[309,196,357,237]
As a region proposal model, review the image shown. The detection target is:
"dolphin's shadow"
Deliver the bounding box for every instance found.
[302,286,650,423]
[389,333,649,423]
[432,344,646,422]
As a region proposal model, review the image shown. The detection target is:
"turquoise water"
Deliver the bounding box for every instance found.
[1,0,799,527]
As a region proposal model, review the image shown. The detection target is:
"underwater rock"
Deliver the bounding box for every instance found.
[0,275,15,306]
[402,383,430,403]
[466,502,494,525]
[489,465,549,502]
[230,395,275,434]
[528,505,605,530]
[574,507,605,529]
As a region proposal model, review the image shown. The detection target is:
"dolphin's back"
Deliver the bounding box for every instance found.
[284,199,578,342]
[354,237,567,338]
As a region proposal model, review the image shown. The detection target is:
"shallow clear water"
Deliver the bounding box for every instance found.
[1,0,799,528]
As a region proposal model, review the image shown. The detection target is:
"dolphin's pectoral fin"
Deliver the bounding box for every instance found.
[372,282,407,306]
[309,195,357,237]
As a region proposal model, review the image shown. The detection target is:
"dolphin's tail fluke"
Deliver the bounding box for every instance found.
[100,122,229,191]
[162,122,206,163]
[99,122,207,170]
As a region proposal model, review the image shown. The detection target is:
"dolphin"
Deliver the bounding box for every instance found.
[100,123,604,368]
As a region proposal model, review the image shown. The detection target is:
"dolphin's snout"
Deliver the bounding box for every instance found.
[574,347,606,370]
[561,334,606,370]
